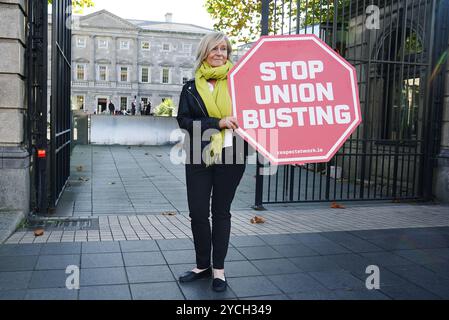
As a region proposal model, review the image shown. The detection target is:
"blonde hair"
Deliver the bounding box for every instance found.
[195,32,232,71]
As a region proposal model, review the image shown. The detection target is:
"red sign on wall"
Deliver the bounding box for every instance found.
[228,34,361,165]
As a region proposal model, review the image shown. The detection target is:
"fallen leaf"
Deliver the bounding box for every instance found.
[250,216,266,224]
[76,165,84,172]
[162,211,177,216]
[109,182,116,185]
[79,176,90,182]
[145,153,149,155]
[34,228,44,237]
[331,202,345,209]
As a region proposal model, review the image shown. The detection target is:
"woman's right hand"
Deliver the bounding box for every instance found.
[219,116,239,130]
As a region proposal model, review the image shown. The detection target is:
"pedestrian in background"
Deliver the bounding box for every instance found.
[138,100,143,115]
[108,100,115,115]
[131,97,136,115]
[146,101,152,115]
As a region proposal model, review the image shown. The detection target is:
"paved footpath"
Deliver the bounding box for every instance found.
[1,145,448,300]
[1,203,449,300]
[4,203,449,243]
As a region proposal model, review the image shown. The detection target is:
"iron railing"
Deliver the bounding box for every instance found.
[254,0,446,207]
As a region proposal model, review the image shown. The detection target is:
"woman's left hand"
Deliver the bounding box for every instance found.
[219,117,239,130]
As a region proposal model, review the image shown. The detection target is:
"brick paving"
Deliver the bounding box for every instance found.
[1,145,449,300]
[1,227,449,300]
[5,204,449,244]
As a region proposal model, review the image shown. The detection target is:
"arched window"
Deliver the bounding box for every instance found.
[377,26,424,141]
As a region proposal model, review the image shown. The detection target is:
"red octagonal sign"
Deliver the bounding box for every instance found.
[229,34,361,165]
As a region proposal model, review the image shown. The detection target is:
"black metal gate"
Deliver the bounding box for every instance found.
[27,0,48,214]
[50,0,72,208]
[27,0,72,214]
[254,0,448,207]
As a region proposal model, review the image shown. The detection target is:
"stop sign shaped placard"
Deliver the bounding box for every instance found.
[228,34,361,165]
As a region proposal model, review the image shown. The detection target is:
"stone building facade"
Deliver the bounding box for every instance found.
[57,10,211,115]
[0,0,29,233]
[435,35,449,202]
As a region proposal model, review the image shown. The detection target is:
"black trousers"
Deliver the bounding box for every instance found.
[185,153,246,269]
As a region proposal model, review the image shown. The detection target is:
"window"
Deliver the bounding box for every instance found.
[77,37,86,48]
[98,65,107,81]
[74,95,84,110]
[98,39,108,49]
[120,97,128,110]
[181,70,191,84]
[120,67,128,82]
[120,40,130,50]
[141,41,150,50]
[162,68,170,84]
[162,43,170,52]
[183,44,191,53]
[386,78,420,140]
[76,64,85,80]
[378,28,423,140]
[141,67,150,83]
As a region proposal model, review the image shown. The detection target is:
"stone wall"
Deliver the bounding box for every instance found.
[90,115,181,145]
[0,0,30,214]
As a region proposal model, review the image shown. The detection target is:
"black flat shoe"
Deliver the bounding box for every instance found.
[212,278,227,292]
[179,267,212,282]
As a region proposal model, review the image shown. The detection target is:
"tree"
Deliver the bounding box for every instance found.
[48,0,94,13]
[70,0,94,8]
[205,0,350,45]
[205,0,262,44]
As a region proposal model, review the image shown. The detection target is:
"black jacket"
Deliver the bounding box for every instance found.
[176,79,248,165]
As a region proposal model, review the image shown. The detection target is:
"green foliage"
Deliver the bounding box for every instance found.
[48,0,94,13]
[48,0,94,7]
[154,98,175,117]
[205,0,350,44]
[404,32,423,55]
[205,0,262,44]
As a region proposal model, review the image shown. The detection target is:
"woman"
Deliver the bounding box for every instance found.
[176,32,247,292]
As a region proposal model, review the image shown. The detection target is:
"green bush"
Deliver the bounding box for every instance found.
[154,98,175,117]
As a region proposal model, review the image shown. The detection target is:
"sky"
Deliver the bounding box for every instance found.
[78,0,216,29]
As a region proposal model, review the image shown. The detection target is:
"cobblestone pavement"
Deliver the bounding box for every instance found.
[5,204,449,244]
[54,145,256,217]
[1,145,449,300]
[5,145,448,244]
[1,226,449,300]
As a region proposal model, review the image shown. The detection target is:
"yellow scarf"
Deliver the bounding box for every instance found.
[195,61,233,166]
